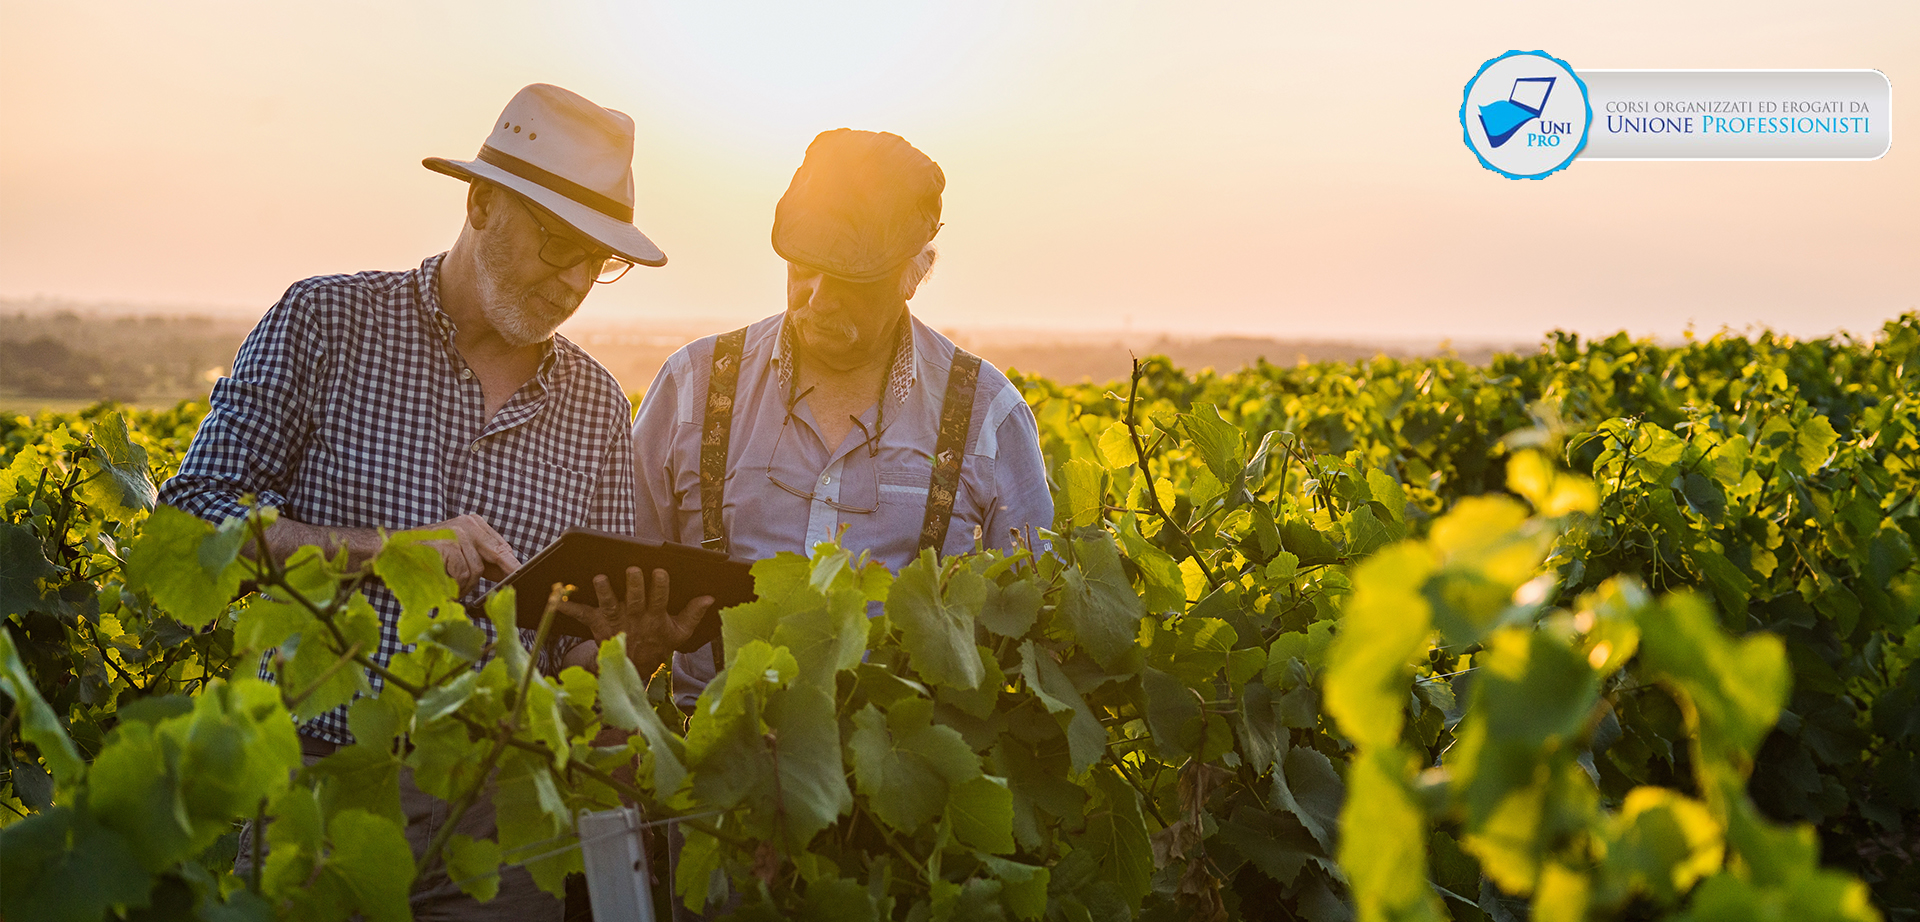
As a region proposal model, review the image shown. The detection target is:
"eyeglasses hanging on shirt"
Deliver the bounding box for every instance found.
[762,383,888,514]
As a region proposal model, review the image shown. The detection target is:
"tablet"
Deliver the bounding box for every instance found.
[487,529,755,653]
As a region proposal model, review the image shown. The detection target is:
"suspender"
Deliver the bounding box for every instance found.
[699,328,746,554]
[921,350,981,552]
[698,327,978,557]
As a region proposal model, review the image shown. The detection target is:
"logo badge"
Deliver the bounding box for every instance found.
[1462,51,1592,179]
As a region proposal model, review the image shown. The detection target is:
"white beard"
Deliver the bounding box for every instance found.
[473,234,581,347]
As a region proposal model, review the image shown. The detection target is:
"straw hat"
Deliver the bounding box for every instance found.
[425,84,666,266]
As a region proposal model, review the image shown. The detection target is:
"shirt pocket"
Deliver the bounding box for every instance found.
[494,460,596,548]
[877,464,932,508]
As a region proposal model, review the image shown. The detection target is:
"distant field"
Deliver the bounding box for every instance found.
[0,393,206,417]
[0,301,1535,406]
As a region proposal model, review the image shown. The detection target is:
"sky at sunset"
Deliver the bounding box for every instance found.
[2,1,1915,343]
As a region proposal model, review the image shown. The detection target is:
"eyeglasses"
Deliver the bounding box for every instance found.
[507,195,635,284]
[763,385,884,514]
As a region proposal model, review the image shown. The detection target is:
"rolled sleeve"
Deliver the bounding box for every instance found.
[158,287,321,524]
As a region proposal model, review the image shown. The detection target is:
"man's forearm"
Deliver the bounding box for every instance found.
[252,517,385,571]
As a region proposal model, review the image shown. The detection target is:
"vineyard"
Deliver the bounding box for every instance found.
[3,318,1918,922]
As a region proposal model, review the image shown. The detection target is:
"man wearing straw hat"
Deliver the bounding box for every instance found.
[160,83,707,919]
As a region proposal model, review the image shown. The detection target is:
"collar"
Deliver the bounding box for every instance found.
[771,311,918,409]
[418,253,564,387]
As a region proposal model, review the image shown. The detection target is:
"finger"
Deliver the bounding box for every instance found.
[678,596,715,626]
[664,596,714,647]
[467,517,522,578]
[648,568,671,616]
[555,599,613,642]
[593,573,617,611]
[626,566,646,609]
[444,539,480,589]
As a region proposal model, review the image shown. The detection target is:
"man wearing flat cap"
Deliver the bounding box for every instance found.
[160,83,708,920]
[631,129,1054,717]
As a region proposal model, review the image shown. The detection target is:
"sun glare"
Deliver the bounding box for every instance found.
[600,1,1023,141]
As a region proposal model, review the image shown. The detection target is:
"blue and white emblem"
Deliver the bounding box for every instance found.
[1461,51,1592,179]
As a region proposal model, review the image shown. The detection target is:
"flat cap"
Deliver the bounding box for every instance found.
[772,129,944,283]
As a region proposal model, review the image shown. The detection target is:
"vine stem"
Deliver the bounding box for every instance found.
[415,583,566,879]
[249,797,267,895]
[281,642,363,712]
[236,512,760,865]
[1124,357,1221,589]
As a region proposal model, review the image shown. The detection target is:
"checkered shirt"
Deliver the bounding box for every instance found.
[159,254,636,744]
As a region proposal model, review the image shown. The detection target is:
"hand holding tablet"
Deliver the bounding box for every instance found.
[485,529,758,653]
[553,566,713,677]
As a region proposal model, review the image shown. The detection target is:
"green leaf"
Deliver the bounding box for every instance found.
[1180,403,1247,486]
[887,550,988,690]
[415,671,481,724]
[979,577,1043,638]
[1116,514,1186,613]
[724,550,874,690]
[125,504,248,629]
[949,775,1016,855]
[1343,505,1395,557]
[1340,747,1444,922]
[1213,805,1313,886]
[1016,641,1106,773]
[1060,458,1105,529]
[676,827,727,914]
[1474,627,1602,747]
[178,679,302,827]
[1678,471,1727,522]
[376,529,461,642]
[1326,544,1436,749]
[486,589,531,680]
[1097,420,1139,471]
[763,682,854,843]
[80,413,157,520]
[0,626,84,784]
[310,743,405,828]
[597,637,687,795]
[282,592,378,720]
[446,833,503,903]
[800,876,881,922]
[0,807,153,922]
[492,748,577,897]
[1265,620,1334,685]
[848,699,980,833]
[1790,413,1839,478]
[1596,788,1723,906]
[405,718,490,804]
[0,521,59,616]
[1273,743,1344,852]
[1059,531,1146,671]
[1677,869,1879,922]
[1367,468,1408,523]
[85,719,193,870]
[521,676,570,770]
[322,809,416,922]
[1083,769,1153,909]
[1637,593,1789,774]
[1506,451,1597,518]
[1140,666,1198,759]
[980,856,1050,920]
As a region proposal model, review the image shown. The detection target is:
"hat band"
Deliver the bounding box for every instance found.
[477,145,634,223]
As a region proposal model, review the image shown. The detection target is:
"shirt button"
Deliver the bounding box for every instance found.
[470,442,482,453]
[461,368,474,380]
[820,474,831,485]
